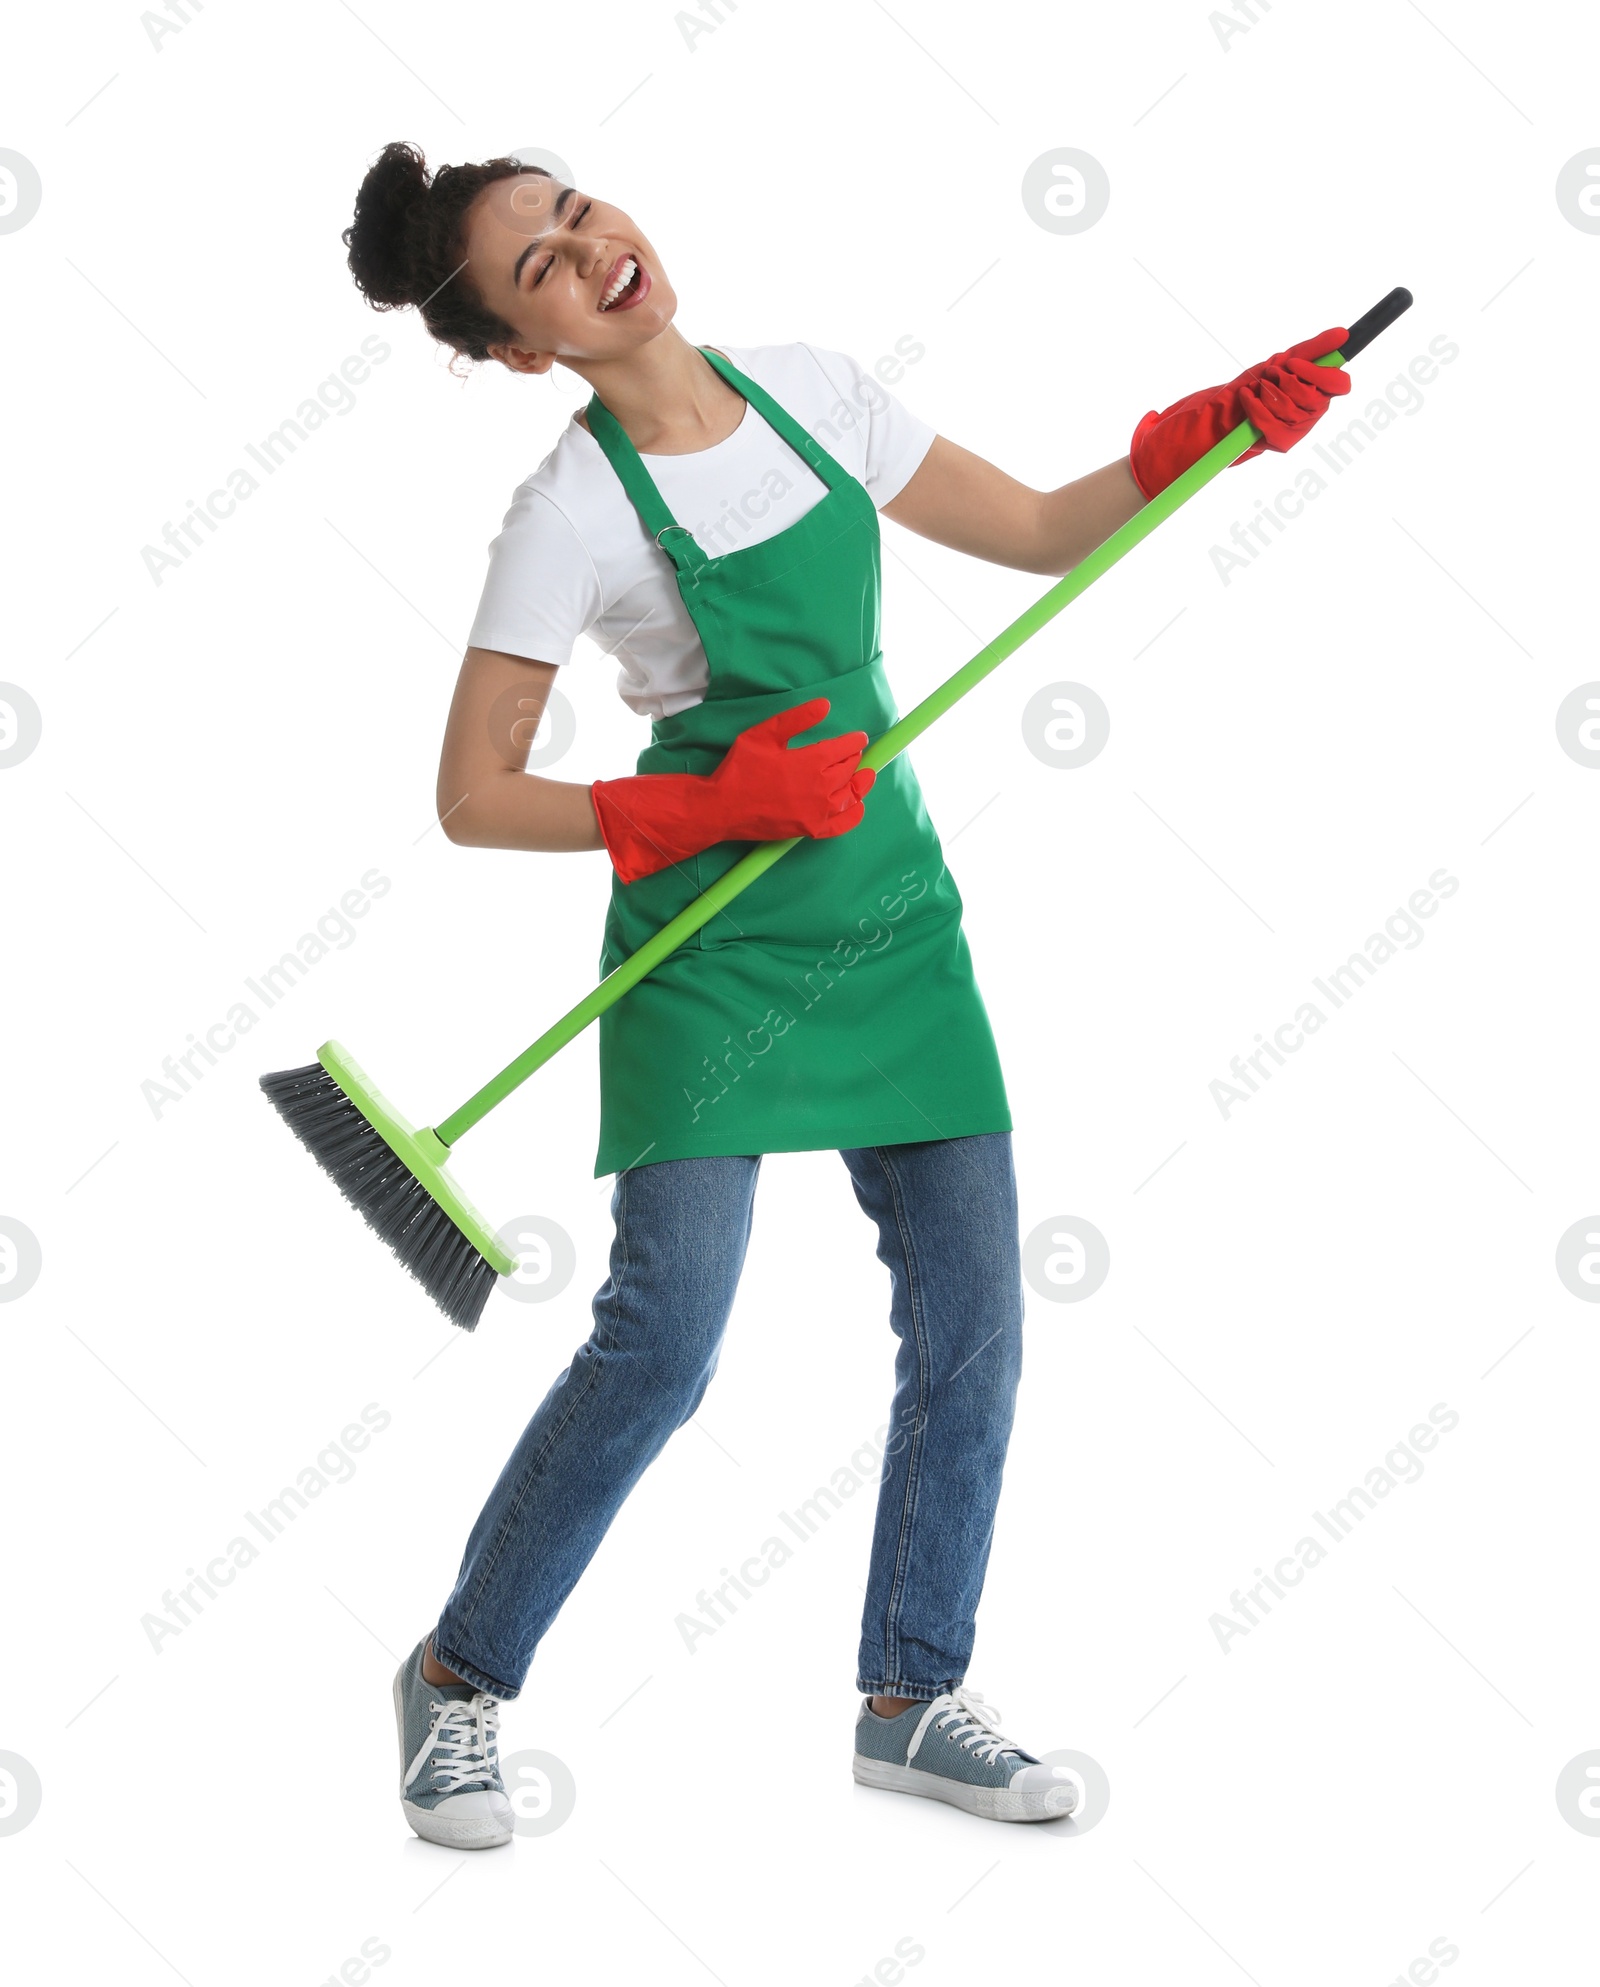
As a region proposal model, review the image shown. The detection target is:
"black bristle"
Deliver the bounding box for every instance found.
[258,1063,500,1331]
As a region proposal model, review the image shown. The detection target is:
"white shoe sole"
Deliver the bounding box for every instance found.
[393,1671,514,1850]
[400,1796,513,1849]
[852,1752,1078,1823]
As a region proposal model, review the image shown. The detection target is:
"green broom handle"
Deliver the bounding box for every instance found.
[434,289,1412,1147]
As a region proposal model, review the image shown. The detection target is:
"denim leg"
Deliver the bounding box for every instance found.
[433,1153,761,1699]
[840,1133,1024,1700]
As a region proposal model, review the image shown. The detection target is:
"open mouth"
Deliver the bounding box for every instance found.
[597,253,648,313]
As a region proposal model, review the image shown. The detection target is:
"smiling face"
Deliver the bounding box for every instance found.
[464,174,676,374]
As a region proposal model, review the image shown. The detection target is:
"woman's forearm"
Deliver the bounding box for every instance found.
[882,436,1144,577]
[438,766,605,852]
[436,645,605,852]
[1034,458,1146,575]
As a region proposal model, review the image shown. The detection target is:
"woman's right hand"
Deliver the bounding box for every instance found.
[591,696,876,885]
[708,698,875,842]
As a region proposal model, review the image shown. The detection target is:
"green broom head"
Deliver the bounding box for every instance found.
[259,1041,515,1332]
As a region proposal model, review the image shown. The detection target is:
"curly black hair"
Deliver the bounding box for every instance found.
[342,141,545,366]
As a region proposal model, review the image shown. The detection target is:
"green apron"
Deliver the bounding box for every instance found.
[585,347,1011,1177]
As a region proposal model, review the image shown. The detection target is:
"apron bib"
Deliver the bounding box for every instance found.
[585,347,1011,1176]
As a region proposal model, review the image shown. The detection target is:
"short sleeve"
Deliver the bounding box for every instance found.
[465,487,604,667]
[798,344,937,508]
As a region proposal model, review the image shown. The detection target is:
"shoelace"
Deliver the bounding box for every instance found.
[907,1686,1025,1767]
[425,1695,502,1794]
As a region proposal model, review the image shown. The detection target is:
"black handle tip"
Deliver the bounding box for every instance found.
[1341,287,1414,361]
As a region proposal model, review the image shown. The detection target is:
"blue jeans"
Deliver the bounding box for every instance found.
[433,1133,1024,1702]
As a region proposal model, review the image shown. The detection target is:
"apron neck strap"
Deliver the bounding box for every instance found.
[583,392,681,550]
[584,347,852,577]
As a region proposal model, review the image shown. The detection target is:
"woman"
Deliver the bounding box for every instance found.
[343,142,1348,1849]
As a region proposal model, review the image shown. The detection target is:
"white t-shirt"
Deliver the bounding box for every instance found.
[466,343,937,720]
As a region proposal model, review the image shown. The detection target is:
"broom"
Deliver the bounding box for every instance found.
[262,287,1414,1330]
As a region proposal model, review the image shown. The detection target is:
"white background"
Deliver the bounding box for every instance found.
[3,0,1597,1980]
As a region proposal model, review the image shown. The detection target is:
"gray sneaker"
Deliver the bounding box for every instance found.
[852,1685,1079,1823]
[392,1637,513,1849]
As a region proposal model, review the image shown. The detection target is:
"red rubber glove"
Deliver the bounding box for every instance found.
[591,696,875,885]
[1127,328,1352,500]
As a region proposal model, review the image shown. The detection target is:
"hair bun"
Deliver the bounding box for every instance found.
[341,141,534,364]
[343,140,432,309]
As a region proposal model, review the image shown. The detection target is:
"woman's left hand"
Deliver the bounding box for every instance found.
[1129,328,1352,499]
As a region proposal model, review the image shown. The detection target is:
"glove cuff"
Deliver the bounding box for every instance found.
[591,775,708,886]
[1127,410,1161,501]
